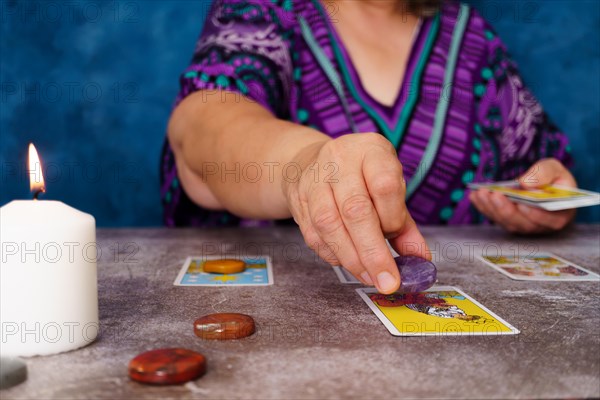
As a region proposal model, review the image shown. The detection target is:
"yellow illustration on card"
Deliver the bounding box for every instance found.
[489,185,585,200]
[212,275,237,283]
[483,255,515,264]
[529,256,562,267]
[369,290,514,335]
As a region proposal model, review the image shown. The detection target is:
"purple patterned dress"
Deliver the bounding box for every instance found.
[160,0,571,227]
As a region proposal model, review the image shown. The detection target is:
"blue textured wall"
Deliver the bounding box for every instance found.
[1,0,598,226]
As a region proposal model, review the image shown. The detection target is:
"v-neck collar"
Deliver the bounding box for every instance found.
[310,0,440,147]
[331,17,423,116]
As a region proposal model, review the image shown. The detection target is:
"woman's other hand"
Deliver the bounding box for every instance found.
[469,158,576,234]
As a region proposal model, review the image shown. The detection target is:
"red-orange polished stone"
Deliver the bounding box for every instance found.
[194,313,255,340]
[128,348,206,385]
[203,259,246,274]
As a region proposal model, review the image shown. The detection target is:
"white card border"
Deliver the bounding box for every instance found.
[332,266,361,284]
[173,255,274,286]
[356,285,520,336]
[476,252,600,281]
[507,196,600,211]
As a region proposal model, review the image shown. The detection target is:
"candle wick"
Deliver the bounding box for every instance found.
[33,189,44,200]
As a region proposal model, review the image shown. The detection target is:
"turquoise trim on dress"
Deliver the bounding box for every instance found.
[405,4,471,199]
[394,16,440,148]
[298,16,358,132]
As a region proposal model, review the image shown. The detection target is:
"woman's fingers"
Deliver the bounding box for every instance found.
[307,182,372,285]
[293,194,340,266]
[469,189,575,234]
[288,175,342,266]
[332,174,399,293]
[362,144,407,237]
[469,190,496,221]
[517,204,575,231]
[485,192,542,233]
[470,159,577,235]
[470,190,538,233]
[519,158,576,188]
[388,212,431,260]
[286,133,429,292]
[359,136,430,260]
[515,158,577,232]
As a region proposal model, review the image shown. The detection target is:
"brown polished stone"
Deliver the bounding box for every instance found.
[128,348,206,385]
[203,259,246,274]
[194,313,255,340]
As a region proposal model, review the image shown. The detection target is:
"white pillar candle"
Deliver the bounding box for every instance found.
[0,145,98,357]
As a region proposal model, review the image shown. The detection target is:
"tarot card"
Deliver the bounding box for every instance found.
[468,181,600,210]
[468,181,592,201]
[477,252,600,281]
[332,266,361,284]
[357,286,519,336]
[173,256,274,286]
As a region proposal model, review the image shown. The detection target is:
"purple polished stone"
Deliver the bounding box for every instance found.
[395,256,437,293]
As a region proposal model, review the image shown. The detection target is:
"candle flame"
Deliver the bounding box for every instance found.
[28,143,45,195]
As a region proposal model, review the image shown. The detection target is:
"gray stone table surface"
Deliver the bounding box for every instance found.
[3,225,600,399]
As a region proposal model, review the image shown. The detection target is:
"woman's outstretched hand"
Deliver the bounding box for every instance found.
[283,133,430,294]
[469,158,576,234]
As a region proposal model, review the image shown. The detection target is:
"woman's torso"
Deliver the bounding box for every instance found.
[160,0,570,227]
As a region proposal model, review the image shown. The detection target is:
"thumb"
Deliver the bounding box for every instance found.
[518,158,573,189]
[389,213,431,261]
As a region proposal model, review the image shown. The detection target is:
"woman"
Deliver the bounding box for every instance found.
[161,0,576,294]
